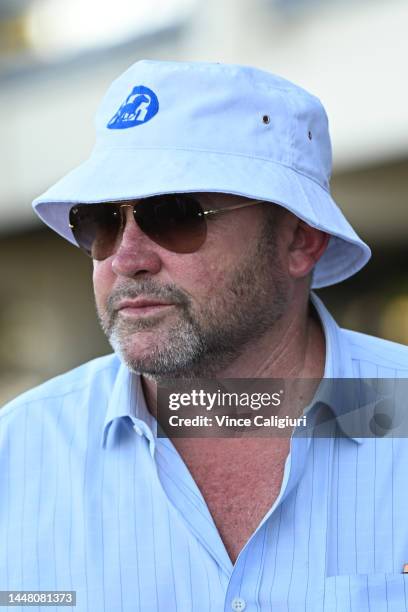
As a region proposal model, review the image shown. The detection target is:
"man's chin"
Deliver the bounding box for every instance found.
[114,352,184,380]
[111,333,163,363]
[106,311,207,378]
[109,333,201,379]
[111,344,159,375]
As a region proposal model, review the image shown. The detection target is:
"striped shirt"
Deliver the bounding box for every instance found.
[1,293,408,612]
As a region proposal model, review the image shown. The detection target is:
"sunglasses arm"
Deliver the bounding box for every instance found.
[200,199,266,217]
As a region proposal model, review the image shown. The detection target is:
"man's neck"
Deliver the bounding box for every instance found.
[141,297,326,420]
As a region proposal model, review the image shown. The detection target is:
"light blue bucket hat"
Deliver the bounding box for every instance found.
[32,59,371,288]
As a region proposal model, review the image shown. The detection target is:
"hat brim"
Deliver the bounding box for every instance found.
[33,147,371,288]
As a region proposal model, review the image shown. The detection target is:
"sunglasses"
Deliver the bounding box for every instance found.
[69,194,265,260]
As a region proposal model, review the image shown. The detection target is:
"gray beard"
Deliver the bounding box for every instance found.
[97,216,289,381]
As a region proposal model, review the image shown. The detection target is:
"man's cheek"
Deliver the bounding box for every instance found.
[192,264,227,297]
[93,260,114,308]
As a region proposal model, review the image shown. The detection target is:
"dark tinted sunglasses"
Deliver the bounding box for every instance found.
[69,194,265,260]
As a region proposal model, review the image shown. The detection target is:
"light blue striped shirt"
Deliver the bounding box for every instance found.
[1,293,408,612]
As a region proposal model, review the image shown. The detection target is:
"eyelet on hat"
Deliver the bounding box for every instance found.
[262,115,270,124]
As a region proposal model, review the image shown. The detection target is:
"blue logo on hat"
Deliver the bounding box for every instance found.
[107,85,159,129]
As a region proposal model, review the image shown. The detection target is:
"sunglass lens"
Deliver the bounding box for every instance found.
[69,204,122,260]
[70,195,208,259]
[135,195,207,253]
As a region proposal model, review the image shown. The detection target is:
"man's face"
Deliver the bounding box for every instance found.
[93,194,290,379]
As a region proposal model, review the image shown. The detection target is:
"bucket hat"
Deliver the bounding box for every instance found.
[32,59,371,288]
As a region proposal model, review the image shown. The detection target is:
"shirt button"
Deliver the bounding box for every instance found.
[231,597,246,611]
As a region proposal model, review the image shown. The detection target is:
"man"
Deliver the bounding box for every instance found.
[1,60,408,611]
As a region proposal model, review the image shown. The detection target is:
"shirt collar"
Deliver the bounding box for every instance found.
[101,361,157,452]
[309,291,365,444]
[101,292,363,449]
[310,291,354,379]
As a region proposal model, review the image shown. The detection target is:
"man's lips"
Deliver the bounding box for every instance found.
[116,299,174,315]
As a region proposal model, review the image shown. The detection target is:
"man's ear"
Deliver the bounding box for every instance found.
[287,220,330,280]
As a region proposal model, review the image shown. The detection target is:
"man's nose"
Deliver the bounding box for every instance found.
[110,205,162,277]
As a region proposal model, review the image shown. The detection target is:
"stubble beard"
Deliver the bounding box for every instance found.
[97,214,290,381]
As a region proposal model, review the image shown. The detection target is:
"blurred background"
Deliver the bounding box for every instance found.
[1,0,407,405]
